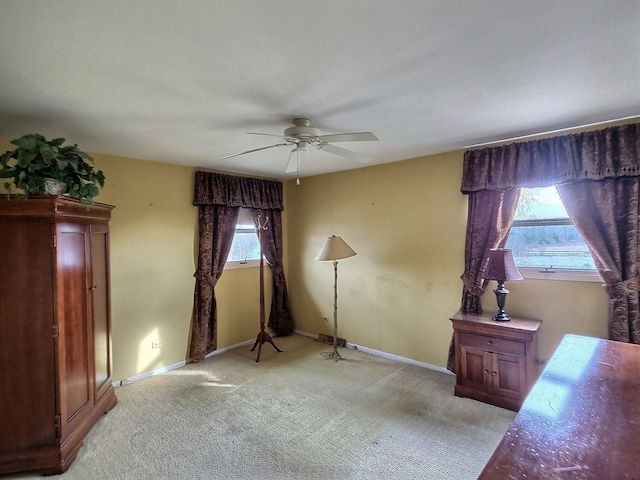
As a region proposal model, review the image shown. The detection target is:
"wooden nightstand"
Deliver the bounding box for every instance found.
[449,311,541,411]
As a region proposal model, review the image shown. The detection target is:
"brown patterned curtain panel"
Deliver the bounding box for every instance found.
[449,122,640,372]
[190,205,239,361]
[190,172,293,361]
[558,178,640,344]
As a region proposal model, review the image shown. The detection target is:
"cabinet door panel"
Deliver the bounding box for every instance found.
[459,346,491,390]
[56,224,91,434]
[493,354,526,399]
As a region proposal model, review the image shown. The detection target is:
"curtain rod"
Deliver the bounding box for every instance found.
[463,115,640,149]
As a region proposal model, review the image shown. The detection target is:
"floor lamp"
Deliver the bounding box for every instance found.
[315,235,357,361]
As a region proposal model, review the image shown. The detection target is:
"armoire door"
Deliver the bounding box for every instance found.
[55,222,92,439]
[91,224,112,401]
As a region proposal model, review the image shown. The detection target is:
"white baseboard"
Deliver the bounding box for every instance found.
[113,330,452,388]
[295,329,454,376]
[113,360,186,388]
[293,329,317,339]
[113,338,256,388]
[204,338,255,358]
[352,344,454,375]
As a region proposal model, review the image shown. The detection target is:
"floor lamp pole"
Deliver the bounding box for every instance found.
[328,259,342,361]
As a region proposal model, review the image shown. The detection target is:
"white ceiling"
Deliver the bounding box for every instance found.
[1,1,639,180]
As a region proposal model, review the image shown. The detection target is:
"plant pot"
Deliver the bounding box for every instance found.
[43,178,67,195]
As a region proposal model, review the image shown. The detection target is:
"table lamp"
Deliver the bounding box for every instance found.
[484,248,523,322]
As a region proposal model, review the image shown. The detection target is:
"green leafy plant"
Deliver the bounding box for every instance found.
[0,133,105,204]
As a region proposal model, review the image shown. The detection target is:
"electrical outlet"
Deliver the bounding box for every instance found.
[151,341,162,349]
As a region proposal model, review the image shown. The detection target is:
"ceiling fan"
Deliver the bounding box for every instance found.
[220,118,379,174]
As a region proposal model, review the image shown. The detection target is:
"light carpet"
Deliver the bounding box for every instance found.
[9,334,515,479]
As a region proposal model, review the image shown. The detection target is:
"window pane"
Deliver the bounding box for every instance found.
[506,224,596,270]
[228,231,260,262]
[507,186,596,271]
[514,186,568,220]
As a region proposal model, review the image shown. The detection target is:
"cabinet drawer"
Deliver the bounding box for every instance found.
[458,332,525,357]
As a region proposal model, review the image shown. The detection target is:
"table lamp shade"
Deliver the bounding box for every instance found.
[485,248,523,282]
[315,235,357,262]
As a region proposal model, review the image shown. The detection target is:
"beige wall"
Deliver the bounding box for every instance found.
[284,150,609,368]
[1,137,611,379]
[94,155,273,381]
[502,278,607,363]
[92,154,197,381]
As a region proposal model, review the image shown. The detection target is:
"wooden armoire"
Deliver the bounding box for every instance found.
[0,195,117,475]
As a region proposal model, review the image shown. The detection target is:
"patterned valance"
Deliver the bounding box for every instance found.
[461,122,640,193]
[193,171,284,210]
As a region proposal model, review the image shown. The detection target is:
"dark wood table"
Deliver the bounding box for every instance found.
[479,334,640,480]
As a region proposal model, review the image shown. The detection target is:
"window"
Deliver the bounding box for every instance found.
[505,186,599,281]
[226,208,261,268]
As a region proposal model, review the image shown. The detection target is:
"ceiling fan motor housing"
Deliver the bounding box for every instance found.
[284,118,321,141]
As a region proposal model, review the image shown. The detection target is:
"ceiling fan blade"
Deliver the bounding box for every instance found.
[284,150,299,173]
[247,132,285,138]
[220,143,288,160]
[318,143,373,164]
[317,132,378,143]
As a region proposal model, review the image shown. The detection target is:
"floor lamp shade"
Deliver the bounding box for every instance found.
[315,235,357,262]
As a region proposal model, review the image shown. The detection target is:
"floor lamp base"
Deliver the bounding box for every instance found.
[322,295,343,362]
[321,347,343,362]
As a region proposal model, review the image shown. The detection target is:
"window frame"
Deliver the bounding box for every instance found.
[507,188,601,283]
[224,211,262,270]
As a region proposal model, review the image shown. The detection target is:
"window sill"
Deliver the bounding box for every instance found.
[519,267,602,283]
[225,260,262,270]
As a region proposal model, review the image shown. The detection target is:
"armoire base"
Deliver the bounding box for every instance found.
[0,385,116,476]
